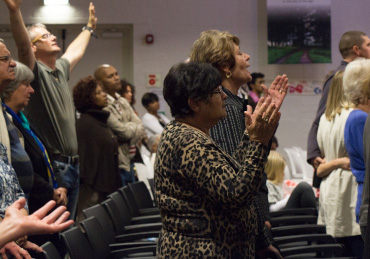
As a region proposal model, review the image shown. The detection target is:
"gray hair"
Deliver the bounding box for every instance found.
[26,23,47,42]
[147,134,161,153]
[343,57,370,106]
[0,38,4,44]
[1,62,34,101]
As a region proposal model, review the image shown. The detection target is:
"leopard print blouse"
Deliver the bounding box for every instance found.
[155,120,268,258]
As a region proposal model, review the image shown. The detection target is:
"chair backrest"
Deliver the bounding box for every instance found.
[271,224,326,238]
[101,198,127,235]
[284,147,303,179]
[61,226,95,259]
[270,207,318,218]
[128,181,155,209]
[83,203,115,243]
[280,244,344,258]
[293,147,314,182]
[270,215,318,228]
[108,191,132,226]
[80,217,111,259]
[40,241,62,259]
[273,234,335,248]
[119,186,140,217]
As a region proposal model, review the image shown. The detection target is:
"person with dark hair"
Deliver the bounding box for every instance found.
[119,79,138,114]
[73,76,120,220]
[271,136,279,150]
[307,31,370,188]
[94,65,146,187]
[141,92,170,138]
[189,29,288,257]
[156,62,281,257]
[247,72,265,111]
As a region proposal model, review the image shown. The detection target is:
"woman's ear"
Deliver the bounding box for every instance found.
[188,98,200,113]
[221,65,230,75]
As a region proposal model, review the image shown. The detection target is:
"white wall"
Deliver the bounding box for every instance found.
[0,0,369,153]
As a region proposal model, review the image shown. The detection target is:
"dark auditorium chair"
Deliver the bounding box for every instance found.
[128,181,156,209]
[83,201,160,243]
[270,215,318,228]
[61,226,95,259]
[107,191,161,225]
[80,216,156,258]
[119,186,159,218]
[37,241,62,259]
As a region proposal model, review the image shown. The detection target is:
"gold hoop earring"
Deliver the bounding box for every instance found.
[226,71,232,79]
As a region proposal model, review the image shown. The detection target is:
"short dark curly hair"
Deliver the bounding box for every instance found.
[163,62,221,118]
[73,76,100,113]
[119,79,136,105]
[142,92,159,108]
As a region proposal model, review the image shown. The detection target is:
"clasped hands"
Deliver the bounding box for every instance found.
[245,74,289,146]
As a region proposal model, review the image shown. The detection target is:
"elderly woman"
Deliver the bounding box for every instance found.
[141,92,170,138]
[317,70,362,258]
[1,62,66,214]
[73,76,121,220]
[155,62,281,258]
[343,58,370,237]
[189,30,288,255]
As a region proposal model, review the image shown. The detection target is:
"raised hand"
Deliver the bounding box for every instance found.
[87,2,98,30]
[245,96,281,146]
[3,0,22,12]
[263,74,289,111]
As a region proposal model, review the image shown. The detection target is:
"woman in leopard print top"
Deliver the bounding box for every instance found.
[155,62,282,258]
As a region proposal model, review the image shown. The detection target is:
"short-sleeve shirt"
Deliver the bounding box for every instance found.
[24,58,77,156]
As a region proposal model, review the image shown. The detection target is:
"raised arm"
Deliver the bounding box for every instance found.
[4,0,36,69]
[317,157,351,178]
[62,2,97,72]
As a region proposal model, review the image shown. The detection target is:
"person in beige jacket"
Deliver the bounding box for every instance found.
[94,64,146,186]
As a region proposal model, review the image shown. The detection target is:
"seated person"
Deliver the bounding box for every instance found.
[266,151,316,212]
[141,93,170,138]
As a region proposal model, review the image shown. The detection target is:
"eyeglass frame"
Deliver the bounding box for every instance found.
[0,55,14,64]
[31,33,54,44]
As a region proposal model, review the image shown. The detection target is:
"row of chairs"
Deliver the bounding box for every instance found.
[268,208,354,258]
[37,180,352,258]
[37,181,160,259]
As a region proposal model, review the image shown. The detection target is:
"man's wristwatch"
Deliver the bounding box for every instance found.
[82,26,98,39]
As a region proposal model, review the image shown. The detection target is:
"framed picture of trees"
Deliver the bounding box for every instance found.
[267,0,331,64]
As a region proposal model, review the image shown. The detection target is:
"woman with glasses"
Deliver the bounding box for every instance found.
[189,30,288,257]
[155,62,281,258]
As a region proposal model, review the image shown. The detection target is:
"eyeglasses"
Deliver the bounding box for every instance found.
[0,55,14,64]
[31,33,54,43]
[210,86,223,95]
